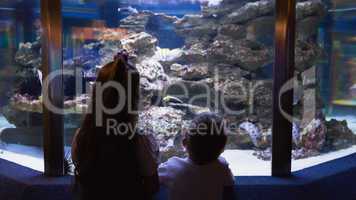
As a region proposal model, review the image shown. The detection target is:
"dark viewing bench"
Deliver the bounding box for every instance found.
[1,154,356,200]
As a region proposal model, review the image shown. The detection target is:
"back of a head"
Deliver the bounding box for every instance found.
[82,50,140,136]
[187,112,227,165]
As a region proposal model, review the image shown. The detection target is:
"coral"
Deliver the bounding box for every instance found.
[300,119,326,150]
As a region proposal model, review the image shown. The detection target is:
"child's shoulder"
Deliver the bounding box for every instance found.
[217,156,229,166]
[161,156,189,167]
[158,156,190,182]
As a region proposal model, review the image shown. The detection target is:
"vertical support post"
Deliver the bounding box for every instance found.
[41,0,64,176]
[272,0,296,177]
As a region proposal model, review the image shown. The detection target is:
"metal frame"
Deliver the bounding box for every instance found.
[272,0,296,177]
[41,0,64,177]
[37,0,297,177]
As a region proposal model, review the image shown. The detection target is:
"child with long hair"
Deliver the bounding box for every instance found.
[72,51,159,200]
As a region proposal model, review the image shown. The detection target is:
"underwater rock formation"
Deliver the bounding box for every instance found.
[324,119,356,151]
[121,32,158,58]
[207,39,271,71]
[180,64,210,81]
[120,11,178,33]
[138,106,187,161]
[295,41,323,72]
[15,42,41,69]
[224,0,274,24]
[299,118,326,151]
[3,0,355,161]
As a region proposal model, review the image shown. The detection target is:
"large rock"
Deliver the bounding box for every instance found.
[214,63,251,81]
[174,43,208,64]
[97,40,124,67]
[120,12,152,33]
[224,0,274,24]
[181,64,210,81]
[120,11,178,33]
[215,77,249,116]
[324,119,356,151]
[136,58,166,82]
[299,118,326,150]
[15,41,41,69]
[295,40,323,72]
[175,15,219,46]
[164,78,215,107]
[15,70,42,98]
[207,39,272,71]
[217,24,246,40]
[138,106,186,161]
[201,0,246,19]
[168,63,187,77]
[137,58,169,108]
[296,0,326,21]
[121,32,158,58]
[167,63,210,81]
[152,48,184,72]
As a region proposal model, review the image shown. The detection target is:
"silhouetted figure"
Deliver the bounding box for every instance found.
[72,51,159,200]
[159,112,236,200]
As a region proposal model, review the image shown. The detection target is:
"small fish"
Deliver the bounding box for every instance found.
[163,95,184,105]
[118,6,138,14]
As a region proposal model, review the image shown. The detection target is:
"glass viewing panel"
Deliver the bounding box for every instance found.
[62,0,276,176]
[0,0,43,171]
[3,0,355,176]
[292,0,356,172]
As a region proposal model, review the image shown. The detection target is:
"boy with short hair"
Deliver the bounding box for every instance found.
[158,112,236,200]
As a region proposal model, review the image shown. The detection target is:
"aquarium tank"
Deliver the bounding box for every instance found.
[0,0,355,176]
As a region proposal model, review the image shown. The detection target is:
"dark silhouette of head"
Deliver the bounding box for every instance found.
[183,112,227,165]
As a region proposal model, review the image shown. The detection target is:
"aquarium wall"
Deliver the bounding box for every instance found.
[0,0,355,176]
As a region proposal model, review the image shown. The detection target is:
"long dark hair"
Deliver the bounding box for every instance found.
[73,51,141,198]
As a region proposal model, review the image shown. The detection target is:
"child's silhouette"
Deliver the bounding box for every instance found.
[159,112,236,200]
[72,51,159,200]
